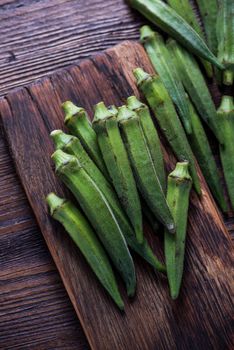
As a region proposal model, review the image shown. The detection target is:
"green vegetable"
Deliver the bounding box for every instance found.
[62,101,108,177]
[140,26,192,134]
[134,68,201,195]
[167,40,224,145]
[216,0,234,85]
[127,95,166,192]
[51,130,165,273]
[93,102,143,244]
[127,0,224,69]
[186,98,227,212]
[196,0,218,55]
[51,150,136,297]
[164,0,213,77]
[164,162,192,299]
[218,96,234,209]
[46,193,124,310]
[117,105,175,233]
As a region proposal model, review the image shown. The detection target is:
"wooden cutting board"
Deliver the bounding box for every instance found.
[0,41,233,350]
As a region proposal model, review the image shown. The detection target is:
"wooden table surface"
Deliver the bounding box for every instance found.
[0,1,233,349]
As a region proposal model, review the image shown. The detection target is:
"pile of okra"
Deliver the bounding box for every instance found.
[47,0,233,309]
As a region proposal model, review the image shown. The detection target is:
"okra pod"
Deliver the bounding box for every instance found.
[46,193,124,310]
[117,105,175,233]
[51,130,165,272]
[127,95,166,192]
[164,0,213,77]
[140,26,192,134]
[167,40,224,145]
[93,102,143,244]
[186,98,227,212]
[134,68,201,195]
[127,0,224,69]
[62,101,108,177]
[218,96,234,209]
[216,0,234,86]
[164,162,192,299]
[52,150,136,297]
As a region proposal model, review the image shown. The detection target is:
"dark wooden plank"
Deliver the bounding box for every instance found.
[1,41,233,350]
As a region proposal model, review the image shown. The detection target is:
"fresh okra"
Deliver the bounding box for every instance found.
[167,40,224,145]
[134,68,201,195]
[164,0,213,77]
[93,102,143,244]
[62,101,108,177]
[46,193,124,310]
[127,95,166,193]
[127,0,224,69]
[51,150,136,297]
[186,98,227,212]
[216,0,234,86]
[164,162,192,299]
[117,105,175,233]
[140,26,192,134]
[51,130,165,273]
[218,96,234,209]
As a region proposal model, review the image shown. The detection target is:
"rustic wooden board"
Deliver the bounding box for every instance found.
[0,41,233,350]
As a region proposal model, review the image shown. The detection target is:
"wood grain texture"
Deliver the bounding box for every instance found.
[1,41,233,350]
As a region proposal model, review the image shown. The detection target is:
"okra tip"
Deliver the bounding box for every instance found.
[62,101,84,124]
[133,68,151,86]
[140,25,154,43]
[50,130,73,150]
[170,162,192,182]
[46,192,66,216]
[127,96,144,111]
[218,95,234,114]
[107,105,118,116]
[51,149,77,172]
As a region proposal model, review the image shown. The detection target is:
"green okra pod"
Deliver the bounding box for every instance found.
[127,95,166,192]
[134,68,201,195]
[117,105,175,233]
[93,102,143,244]
[127,0,224,69]
[46,193,124,310]
[62,101,108,177]
[186,98,227,212]
[216,0,234,86]
[164,162,192,299]
[51,130,165,273]
[167,40,224,145]
[52,150,136,297]
[140,26,192,134]
[164,0,213,77]
[196,0,218,55]
[218,96,234,209]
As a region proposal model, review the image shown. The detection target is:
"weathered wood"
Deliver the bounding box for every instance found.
[1,41,233,350]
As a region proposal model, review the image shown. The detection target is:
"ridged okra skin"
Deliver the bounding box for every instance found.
[93,102,143,244]
[218,96,234,209]
[164,162,192,299]
[127,95,166,193]
[62,101,108,177]
[167,40,224,145]
[50,130,165,272]
[46,193,124,310]
[134,68,201,195]
[186,99,227,212]
[216,0,234,86]
[164,0,213,77]
[140,26,192,134]
[127,0,224,69]
[118,105,175,233]
[51,150,136,297]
